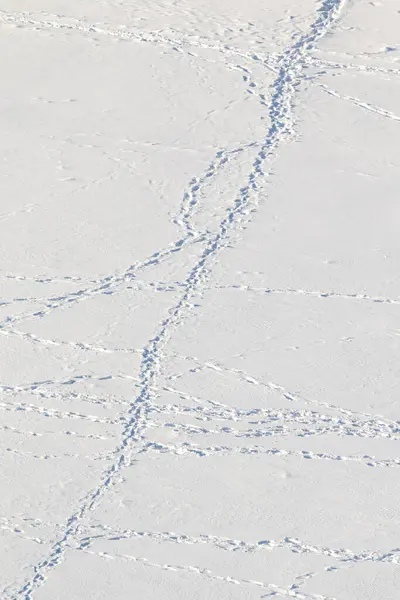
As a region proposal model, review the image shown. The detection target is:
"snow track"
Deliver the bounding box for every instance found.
[1,0,400,598]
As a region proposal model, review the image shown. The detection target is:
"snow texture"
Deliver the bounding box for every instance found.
[1,1,400,598]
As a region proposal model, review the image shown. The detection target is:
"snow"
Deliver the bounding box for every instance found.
[1,1,400,598]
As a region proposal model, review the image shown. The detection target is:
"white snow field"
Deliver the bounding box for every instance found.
[1,0,400,598]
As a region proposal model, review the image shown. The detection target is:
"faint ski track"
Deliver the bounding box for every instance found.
[163,353,400,427]
[309,56,400,78]
[5,1,352,598]
[212,283,400,305]
[74,548,335,600]
[0,10,277,69]
[2,446,112,463]
[143,440,400,468]
[152,411,400,442]
[4,513,400,568]
[320,83,400,121]
[77,523,400,565]
[0,398,121,425]
[3,278,399,356]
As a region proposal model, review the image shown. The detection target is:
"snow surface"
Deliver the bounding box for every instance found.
[1,1,400,598]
